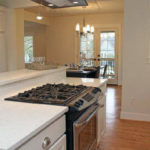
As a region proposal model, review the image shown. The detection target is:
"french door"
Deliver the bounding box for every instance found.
[95,28,119,85]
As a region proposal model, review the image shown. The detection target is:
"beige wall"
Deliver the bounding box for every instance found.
[24,23,47,58]
[3,9,52,71]
[121,0,150,121]
[46,13,124,84]
[0,6,7,72]
[6,8,25,71]
[24,11,52,26]
[24,10,53,61]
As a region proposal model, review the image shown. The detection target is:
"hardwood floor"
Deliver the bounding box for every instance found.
[99,85,150,150]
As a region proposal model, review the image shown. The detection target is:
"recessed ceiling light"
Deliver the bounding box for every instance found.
[73,1,79,4]
[48,3,54,7]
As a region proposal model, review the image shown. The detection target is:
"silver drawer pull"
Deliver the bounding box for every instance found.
[42,137,51,150]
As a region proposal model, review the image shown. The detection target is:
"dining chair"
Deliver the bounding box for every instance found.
[102,64,107,78]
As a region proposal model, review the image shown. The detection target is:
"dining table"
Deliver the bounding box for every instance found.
[66,67,100,78]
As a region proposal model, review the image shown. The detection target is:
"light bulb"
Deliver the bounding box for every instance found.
[76,24,80,32]
[73,1,79,4]
[86,24,90,32]
[48,3,54,7]
[91,26,94,33]
[36,14,43,20]
[83,27,87,33]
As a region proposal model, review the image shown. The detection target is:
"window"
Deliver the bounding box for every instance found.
[80,33,94,66]
[100,32,116,78]
[24,36,34,63]
[100,32,115,58]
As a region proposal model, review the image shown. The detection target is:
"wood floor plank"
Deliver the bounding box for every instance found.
[99,86,150,150]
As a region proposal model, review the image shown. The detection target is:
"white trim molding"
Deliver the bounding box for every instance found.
[120,111,150,122]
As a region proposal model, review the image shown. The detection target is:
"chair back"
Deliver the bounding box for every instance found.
[103,65,107,78]
[95,66,100,78]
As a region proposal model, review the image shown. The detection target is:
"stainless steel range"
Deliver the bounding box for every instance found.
[5,83,103,150]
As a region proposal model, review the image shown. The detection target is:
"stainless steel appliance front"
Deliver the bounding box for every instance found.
[73,104,100,150]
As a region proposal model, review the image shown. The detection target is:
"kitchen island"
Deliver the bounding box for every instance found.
[0,68,107,150]
[0,67,68,150]
[0,102,68,150]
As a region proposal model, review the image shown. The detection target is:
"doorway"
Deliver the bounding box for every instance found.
[94,27,119,85]
[100,31,118,84]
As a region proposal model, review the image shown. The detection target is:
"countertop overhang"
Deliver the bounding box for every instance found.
[0,67,66,86]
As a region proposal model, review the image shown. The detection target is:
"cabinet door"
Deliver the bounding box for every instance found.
[18,116,66,150]
[48,135,66,150]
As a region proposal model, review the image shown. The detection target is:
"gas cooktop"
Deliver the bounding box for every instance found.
[5,83,101,111]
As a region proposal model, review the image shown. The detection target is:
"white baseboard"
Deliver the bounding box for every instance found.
[120,111,150,122]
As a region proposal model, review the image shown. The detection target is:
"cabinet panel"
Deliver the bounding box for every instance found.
[18,116,66,150]
[49,135,66,150]
[100,84,106,95]
[97,95,106,143]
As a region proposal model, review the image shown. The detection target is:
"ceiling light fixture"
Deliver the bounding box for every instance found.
[36,0,43,20]
[73,1,79,4]
[36,13,43,20]
[75,7,94,35]
[48,3,54,7]
[75,18,94,35]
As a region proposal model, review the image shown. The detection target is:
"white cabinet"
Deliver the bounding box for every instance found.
[18,116,66,150]
[48,135,66,150]
[97,84,106,143]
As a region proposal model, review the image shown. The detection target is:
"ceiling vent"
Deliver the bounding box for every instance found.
[31,0,88,8]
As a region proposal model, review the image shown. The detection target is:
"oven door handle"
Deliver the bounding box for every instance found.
[74,105,101,127]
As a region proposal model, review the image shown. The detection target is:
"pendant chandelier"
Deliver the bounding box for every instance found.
[36,0,43,20]
[75,17,94,34]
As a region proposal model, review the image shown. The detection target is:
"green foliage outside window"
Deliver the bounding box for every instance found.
[24,36,34,63]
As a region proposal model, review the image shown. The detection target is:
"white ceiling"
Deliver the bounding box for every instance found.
[25,0,124,16]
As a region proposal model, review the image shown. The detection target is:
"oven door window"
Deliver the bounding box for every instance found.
[74,113,97,150]
[79,116,96,150]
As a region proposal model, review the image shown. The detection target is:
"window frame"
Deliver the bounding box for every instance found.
[80,33,94,67]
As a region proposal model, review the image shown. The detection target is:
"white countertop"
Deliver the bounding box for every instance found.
[0,101,68,150]
[62,77,107,87]
[0,71,107,150]
[0,67,66,86]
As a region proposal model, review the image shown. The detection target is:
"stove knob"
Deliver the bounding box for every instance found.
[92,88,101,94]
[74,102,80,108]
[78,99,84,105]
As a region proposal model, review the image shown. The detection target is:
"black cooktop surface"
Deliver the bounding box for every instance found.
[5,84,88,105]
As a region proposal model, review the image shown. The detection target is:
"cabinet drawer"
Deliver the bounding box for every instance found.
[18,116,66,150]
[48,135,66,150]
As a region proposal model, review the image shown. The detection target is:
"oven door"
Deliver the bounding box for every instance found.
[73,104,100,150]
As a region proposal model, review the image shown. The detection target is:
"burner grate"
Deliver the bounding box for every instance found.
[5,84,88,105]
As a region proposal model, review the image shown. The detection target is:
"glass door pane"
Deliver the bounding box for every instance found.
[100,32,116,79]
[79,116,96,150]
